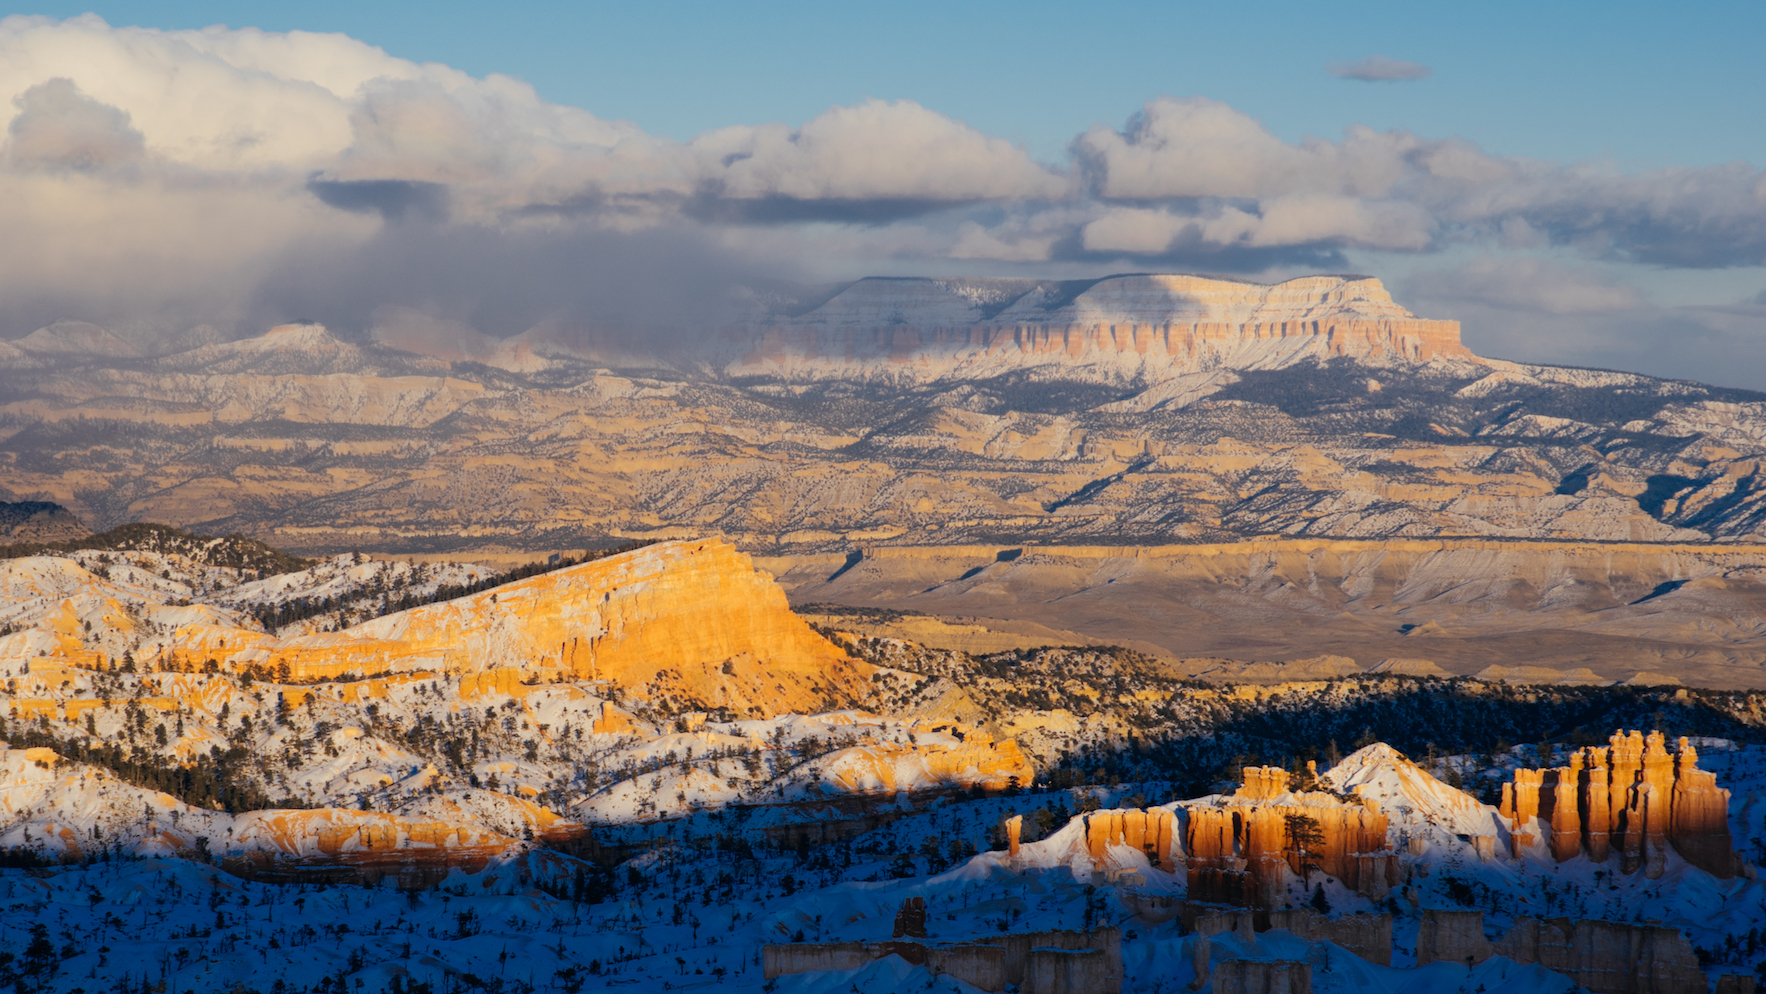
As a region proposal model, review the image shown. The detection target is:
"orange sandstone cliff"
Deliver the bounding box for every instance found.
[1184,766,1397,909]
[169,539,870,716]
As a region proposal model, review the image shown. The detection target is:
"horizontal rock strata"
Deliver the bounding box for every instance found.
[724,275,1468,383]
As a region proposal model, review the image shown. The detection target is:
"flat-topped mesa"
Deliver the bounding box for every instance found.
[1183,765,1396,910]
[1498,730,1740,879]
[720,274,1471,384]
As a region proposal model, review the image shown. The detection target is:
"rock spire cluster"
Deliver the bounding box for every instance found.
[1499,730,1738,878]
[1184,766,1397,909]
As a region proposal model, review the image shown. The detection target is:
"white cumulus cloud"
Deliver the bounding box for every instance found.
[0,15,1762,387]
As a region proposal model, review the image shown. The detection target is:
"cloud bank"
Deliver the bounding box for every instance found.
[0,15,1762,384]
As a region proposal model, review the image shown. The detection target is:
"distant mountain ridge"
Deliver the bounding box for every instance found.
[1,272,1764,555]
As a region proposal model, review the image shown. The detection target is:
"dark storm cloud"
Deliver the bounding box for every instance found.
[248,222,777,349]
[682,192,975,226]
[307,178,450,223]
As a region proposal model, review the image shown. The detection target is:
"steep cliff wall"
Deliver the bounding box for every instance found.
[763,928,1121,994]
[722,274,1470,385]
[168,539,868,715]
[1499,730,1739,878]
[1419,912,1708,994]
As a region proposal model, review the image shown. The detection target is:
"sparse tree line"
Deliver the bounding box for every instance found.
[0,521,313,575]
[832,631,1766,795]
[250,540,656,634]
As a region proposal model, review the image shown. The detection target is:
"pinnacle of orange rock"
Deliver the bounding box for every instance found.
[1582,749,1611,864]
[1612,730,1647,872]
[1006,815,1022,858]
[1637,732,1675,879]
[1497,729,1738,879]
[1089,806,1182,870]
[1670,738,1739,877]
[1505,768,1544,829]
[197,539,868,717]
[1154,809,1177,871]
[1183,796,1393,908]
[1249,810,1295,908]
[1086,813,1108,863]
[1236,766,1291,800]
[1124,809,1147,852]
[891,897,927,939]
[1185,808,1236,866]
[1642,731,1674,798]
[1548,768,1582,862]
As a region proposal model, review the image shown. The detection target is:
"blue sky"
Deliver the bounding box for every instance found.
[30,0,1766,168]
[1,3,1764,385]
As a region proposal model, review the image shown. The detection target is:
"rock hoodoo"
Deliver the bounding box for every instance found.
[1499,730,1739,878]
[1183,766,1396,909]
[1085,807,1179,871]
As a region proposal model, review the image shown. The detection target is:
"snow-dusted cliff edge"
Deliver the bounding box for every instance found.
[717,273,1469,384]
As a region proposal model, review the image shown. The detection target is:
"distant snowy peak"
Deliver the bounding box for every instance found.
[719,273,1472,384]
[12,320,141,358]
[764,273,1425,328]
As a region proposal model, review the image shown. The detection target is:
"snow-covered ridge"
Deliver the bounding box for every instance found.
[712,273,1470,386]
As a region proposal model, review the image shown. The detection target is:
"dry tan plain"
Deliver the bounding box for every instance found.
[766,539,1766,688]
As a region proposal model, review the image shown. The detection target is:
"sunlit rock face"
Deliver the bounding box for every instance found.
[719,274,1468,385]
[1498,729,1741,878]
[160,540,868,720]
[1180,764,1397,909]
